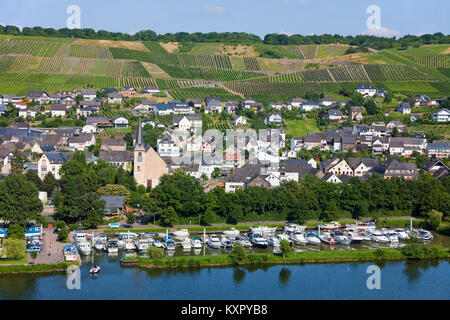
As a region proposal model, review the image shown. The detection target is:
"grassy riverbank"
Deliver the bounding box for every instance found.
[121,246,450,269]
[0,261,79,274]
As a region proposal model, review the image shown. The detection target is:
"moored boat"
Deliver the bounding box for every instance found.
[305,231,321,245]
[208,234,222,249]
[249,233,269,248]
[77,241,92,255]
[191,238,202,249]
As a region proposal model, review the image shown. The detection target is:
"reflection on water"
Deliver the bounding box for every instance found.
[403,259,442,284]
[278,267,291,287]
[233,268,246,284]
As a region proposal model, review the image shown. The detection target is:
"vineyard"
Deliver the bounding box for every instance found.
[282,45,304,59]
[408,54,449,68]
[168,87,241,101]
[0,39,61,57]
[202,113,232,132]
[298,45,317,59]
[243,57,260,71]
[69,44,113,59]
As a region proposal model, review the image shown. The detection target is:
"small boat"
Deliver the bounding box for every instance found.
[414,229,433,241]
[288,231,308,245]
[77,241,92,255]
[153,240,163,248]
[268,236,280,247]
[359,231,372,242]
[208,234,222,249]
[223,228,240,239]
[172,229,189,237]
[332,231,351,245]
[249,233,269,248]
[135,239,151,253]
[346,231,363,244]
[94,240,104,251]
[181,238,192,251]
[249,226,277,236]
[283,224,303,234]
[394,229,410,241]
[318,232,335,245]
[221,239,234,249]
[124,240,136,251]
[370,230,390,243]
[319,221,340,231]
[305,231,321,245]
[106,240,119,253]
[163,235,176,250]
[191,238,203,249]
[235,236,252,247]
[89,264,101,274]
[383,229,399,243]
[275,233,291,245]
[142,232,156,239]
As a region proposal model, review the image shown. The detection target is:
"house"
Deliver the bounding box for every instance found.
[157,134,180,157]
[354,84,376,97]
[242,97,256,110]
[233,115,247,127]
[77,106,97,118]
[389,137,427,156]
[0,94,21,104]
[100,196,125,215]
[225,101,239,114]
[98,150,132,170]
[37,152,71,180]
[322,173,343,184]
[120,86,136,96]
[153,103,173,115]
[427,140,450,158]
[387,121,406,132]
[169,101,194,114]
[101,138,126,152]
[135,100,157,113]
[204,97,222,114]
[82,123,97,133]
[323,158,353,176]
[27,91,49,104]
[264,112,282,125]
[133,117,170,188]
[78,89,97,101]
[142,118,155,128]
[110,116,129,129]
[421,159,448,173]
[51,104,66,117]
[290,97,305,107]
[60,96,77,106]
[350,106,363,121]
[376,88,388,98]
[270,102,292,110]
[86,116,113,131]
[299,101,321,112]
[18,109,38,118]
[347,158,380,177]
[172,114,202,132]
[381,159,418,180]
[341,136,357,152]
[79,100,101,110]
[142,87,160,95]
[68,133,95,151]
[432,108,450,122]
[327,109,343,120]
[396,102,411,114]
[319,97,336,107]
[107,92,123,104]
[186,98,202,111]
[371,137,389,154]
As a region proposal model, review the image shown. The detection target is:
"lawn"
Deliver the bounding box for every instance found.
[285,119,320,137]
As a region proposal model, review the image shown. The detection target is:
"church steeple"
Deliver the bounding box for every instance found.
[134,114,145,151]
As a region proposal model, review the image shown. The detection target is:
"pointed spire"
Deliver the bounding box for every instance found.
[134,114,145,151]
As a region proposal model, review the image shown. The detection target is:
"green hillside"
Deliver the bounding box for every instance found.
[0,36,448,100]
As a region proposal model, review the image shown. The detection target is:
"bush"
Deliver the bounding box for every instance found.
[146,246,164,259]
[7,224,25,239]
[280,240,292,258]
[1,238,26,260]
[230,244,246,264]
[423,210,443,230]
[58,228,68,242]
[55,221,66,229]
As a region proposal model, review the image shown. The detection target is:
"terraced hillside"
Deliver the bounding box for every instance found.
[0,36,447,100]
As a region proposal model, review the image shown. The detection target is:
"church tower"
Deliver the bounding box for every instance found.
[134,115,146,185]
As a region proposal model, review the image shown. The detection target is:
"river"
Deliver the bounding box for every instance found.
[0,233,448,300]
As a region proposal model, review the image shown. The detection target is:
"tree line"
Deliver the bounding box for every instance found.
[1,25,448,49]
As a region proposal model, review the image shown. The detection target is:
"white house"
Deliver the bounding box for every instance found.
[107,92,123,104]
[299,101,321,112]
[264,112,282,125]
[82,124,97,133]
[354,84,376,97]
[78,90,97,101]
[233,115,247,127]
[432,108,450,122]
[110,116,129,128]
[19,109,37,118]
[51,104,66,117]
[396,102,411,115]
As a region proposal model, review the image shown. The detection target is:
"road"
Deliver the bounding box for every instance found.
[27,228,74,264]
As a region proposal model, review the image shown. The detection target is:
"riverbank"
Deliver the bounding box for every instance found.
[0,261,79,274]
[121,246,450,269]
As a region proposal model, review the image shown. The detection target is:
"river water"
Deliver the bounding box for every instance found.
[0,233,449,300]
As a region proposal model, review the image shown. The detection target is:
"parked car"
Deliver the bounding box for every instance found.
[26,245,41,253]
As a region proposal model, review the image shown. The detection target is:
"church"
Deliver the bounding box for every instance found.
[133,116,169,188]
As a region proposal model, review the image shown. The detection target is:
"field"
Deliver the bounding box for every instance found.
[285,119,320,138]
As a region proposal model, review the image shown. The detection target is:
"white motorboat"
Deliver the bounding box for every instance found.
[163,235,176,250]
[191,238,203,249]
[370,230,390,243]
[221,236,234,249]
[288,231,308,245]
[75,232,87,243]
[283,224,305,234]
[249,233,269,248]
[414,229,433,241]
[319,221,340,231]
[235,236,252,247]
[305,231,321,245]
[359,231,372,242]
[394,229,410,240]
[318,232,335,245]
[208,234,222,249]
[135,239,151,253]
[181,238,192,251]
[94,240,104,251]
[383,229,399,243]
[77,241,92,255]
[332,231,351,245]
[172,229,189,237]
[153,240,163,248]
[268,236,280,247]
[93,233,108,243]
[124,240,136,251]
[275,233,291,244]
[249,226,277,236]
[223,228,240,239]
[347,231,363,244]
[106,240,119,253]
[89,264,101,274]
